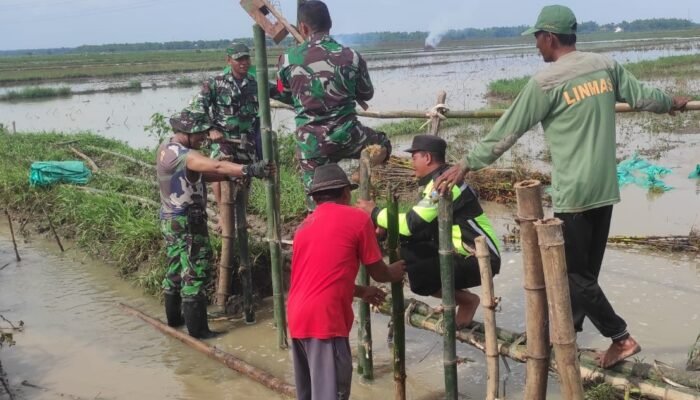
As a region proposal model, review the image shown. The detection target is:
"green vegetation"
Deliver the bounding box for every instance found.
[175,77,197,87]
[487,53,700,101]
[127,80,142,90]
[1,86,71,101]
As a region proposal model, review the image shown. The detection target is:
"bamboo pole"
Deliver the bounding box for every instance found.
[429,91,447,135]
[438,194,458,400]
[515,179,549,400]
[118,303,295,397]
[376,297,700,398]
[357,148,374,380]
[43,209,65,252]
[254,24,288,349]
[235,185,255,323]
[83,145,155,171]
[386,190,406,399]
[535,218,584,400]
[476,236,499,400]
[215,181,235,307]
[269,100,700,119]
[4,210,21,262]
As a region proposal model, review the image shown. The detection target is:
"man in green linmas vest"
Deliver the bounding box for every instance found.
[434,5,690,369]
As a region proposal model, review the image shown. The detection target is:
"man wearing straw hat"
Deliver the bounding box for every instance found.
[434,5,690,368]
[288,163,405,400]
[357,135,502,328]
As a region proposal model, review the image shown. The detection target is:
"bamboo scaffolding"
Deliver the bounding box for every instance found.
[386,191,406,400]
[536,218,584,399]
[476,236,499,400]
[216,181,235,307]
[357,148,374,380]
[235,185,255,323]
[118,303,295,397]
[375,297,700,400]
[515,179,549,400]
[254,24,288,349]
[4,210,21,262]
[269,100,700,119]
[438,194,458,400]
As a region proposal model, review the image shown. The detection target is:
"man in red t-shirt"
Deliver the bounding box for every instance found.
[288,163,405,400]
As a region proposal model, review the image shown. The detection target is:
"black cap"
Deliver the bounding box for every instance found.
[405,134,447,155]
[308,164,358,195]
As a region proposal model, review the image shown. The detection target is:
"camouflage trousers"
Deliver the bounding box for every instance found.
[296,121,391,191]
[161,215,213,298]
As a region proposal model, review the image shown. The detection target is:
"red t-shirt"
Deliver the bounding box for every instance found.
[287,202,383,339]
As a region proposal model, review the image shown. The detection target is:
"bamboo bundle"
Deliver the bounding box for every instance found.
[376,297,700,400]
[215,182,235,307]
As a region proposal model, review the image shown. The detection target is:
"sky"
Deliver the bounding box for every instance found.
[0,0,698,50]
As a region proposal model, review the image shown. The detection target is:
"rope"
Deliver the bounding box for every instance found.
[418,103,450,130]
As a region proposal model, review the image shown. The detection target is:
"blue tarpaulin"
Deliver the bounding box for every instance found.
[29,161,92,187]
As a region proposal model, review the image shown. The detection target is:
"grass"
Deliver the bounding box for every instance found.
[175,77,197,87]
[375,118,467,138]
[1,86,71,101]
[487,53,700,101]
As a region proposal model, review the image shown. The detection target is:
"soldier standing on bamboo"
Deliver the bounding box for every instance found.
[276,0,391,207]
[192,42,275,221]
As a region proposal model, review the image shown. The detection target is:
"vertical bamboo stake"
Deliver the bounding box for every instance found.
[356,148,374,380]
[429,91,447,135]
[43,210,64,252]
[438,194,458,400]
[387,190,406,399]
[12,121,16,134]
[253,24,288,349]
[515,180,549,400]
[476,236,499,400]
[535,218,584,400]
[4,210,20,262]
[235,185,255,323]
[215,182,235,307]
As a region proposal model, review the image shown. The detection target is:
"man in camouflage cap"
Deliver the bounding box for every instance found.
[158,108,272,339]
[276,0,391,206]
[189,41,279,212]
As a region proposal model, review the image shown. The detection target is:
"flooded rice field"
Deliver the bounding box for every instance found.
[1,37,700,148]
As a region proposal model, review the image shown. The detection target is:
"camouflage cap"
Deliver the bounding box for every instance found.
[226,42,250,59]
[522,5,577,36]
[169,109,212,134]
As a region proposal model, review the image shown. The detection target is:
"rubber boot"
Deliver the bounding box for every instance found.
[182,296,221,339]
[163,291,184,328]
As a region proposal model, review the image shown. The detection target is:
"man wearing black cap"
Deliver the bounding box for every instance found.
[435,5,689,368]
[357,135,502,328]
[287,163,405,400]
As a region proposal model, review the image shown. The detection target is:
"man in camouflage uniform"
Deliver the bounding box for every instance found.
[276,0,391,202]
[158,108,271,338]
[191,42,275,208]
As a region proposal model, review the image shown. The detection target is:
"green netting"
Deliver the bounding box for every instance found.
[616,153,672,191]
[29,161,92,187]
[689,164,700,179]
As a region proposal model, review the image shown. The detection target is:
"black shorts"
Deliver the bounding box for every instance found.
[401,241,501,296]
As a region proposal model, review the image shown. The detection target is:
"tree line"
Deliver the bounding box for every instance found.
[1,17,697,57]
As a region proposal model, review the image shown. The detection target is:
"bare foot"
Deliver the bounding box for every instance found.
[596,337,641,368]
[455,291,480,328]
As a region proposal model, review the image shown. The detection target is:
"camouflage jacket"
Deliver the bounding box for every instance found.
[192,69,260,138]
[276,33,374,134]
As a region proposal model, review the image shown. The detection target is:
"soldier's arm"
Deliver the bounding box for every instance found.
[186,150,244,177]
[275,54,294,105]
[355,53,374,102]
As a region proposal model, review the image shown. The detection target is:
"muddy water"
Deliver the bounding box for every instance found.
[1,200,698,400]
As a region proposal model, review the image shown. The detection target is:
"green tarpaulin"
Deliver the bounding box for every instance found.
[616,153,672,192]
[29,161,92,187]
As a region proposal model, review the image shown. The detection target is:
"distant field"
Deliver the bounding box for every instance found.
[1,28,699,85]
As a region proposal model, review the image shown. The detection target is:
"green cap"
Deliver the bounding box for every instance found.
[169,109,212,134]
[226,42,250,59]
[521,5,577,36]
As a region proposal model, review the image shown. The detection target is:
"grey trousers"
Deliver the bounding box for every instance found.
[291,337,353,400]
